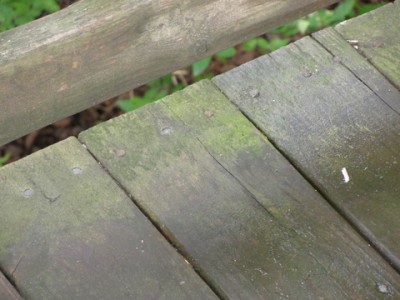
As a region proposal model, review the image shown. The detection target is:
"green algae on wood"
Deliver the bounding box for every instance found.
[80,80,400,299]
[0,137,217,300]
[213,31,400,273]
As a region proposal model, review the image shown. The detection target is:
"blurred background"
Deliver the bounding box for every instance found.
[0,0,392,166]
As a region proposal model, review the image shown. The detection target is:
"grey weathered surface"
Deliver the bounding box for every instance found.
[334,1,400,88]
[0,0,338,147]
[213,34,400,272]
[0,272,22,300]
[80,80,400,299]
[313,27,400,114]
[0,138,217,299]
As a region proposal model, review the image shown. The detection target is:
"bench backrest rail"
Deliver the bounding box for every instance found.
[0,0,337,146]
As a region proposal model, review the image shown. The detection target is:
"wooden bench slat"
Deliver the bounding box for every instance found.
[0,138,217,299]
[213,27,400,271]
[334,0,400,88]
[0,272,22,300]
[0,0,338,147]
[313,27,400,114]
[80,80,400,299]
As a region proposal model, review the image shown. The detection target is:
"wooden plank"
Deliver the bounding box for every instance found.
[213,36,400,271]
[334,1,400,88]
[0,138,217,300]
[0,272,22,300]
[0,0,338,146]
[80,80,400,299]
[313,27,400,114]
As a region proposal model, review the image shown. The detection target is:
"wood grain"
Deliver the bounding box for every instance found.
[0,0,338,146]
[0,138,217,299]
[0,272,22,300]
[213,31,400,272]
[334,1,400,88]
[80,80,400,299]
[313,27,400,114]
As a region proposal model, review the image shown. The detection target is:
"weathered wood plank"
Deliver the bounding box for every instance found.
[334,1,400,88]
[80,80,400,299]
[213,35,400,271]
[0,0,338,146]
[0,272,22,300]
[313,27,400,114]
[0,137,217,299]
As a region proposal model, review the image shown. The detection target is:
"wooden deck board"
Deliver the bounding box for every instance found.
[334,0,400,88]
[313,27,400,114]
[0,138,217,300]
[0,272,22,300]
[80,80,400,299]
[213,27,400,271]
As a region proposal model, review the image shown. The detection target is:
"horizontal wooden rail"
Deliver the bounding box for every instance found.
[0,0,337,146]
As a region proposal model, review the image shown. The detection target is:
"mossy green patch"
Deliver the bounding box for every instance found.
[161,80,267,158]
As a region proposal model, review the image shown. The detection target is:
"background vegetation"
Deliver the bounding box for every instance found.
[0,0,59,31]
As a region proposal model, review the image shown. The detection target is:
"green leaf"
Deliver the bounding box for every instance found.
[201,72,215,80]
[149,74,172,88]
[297,19,310,35]
[41,0,60,13]
[160,74,173,86]
[358,3,384,15]
[192,57,212,77]
[0,0,60,32]
[256,38,270,50]
[0,153,10,167]
[117,99,137,112]
[268,38,290,51]
[143,88,168,101]
[117,95,156,112]
[242,39,258,52]
[143,88,159,100]
[273,21,299,36]
[331,0,356,23]
[172,83,185,93]
[216,47,236,59]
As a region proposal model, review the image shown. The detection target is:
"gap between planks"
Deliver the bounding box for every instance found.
[209,80,400,276]
[310,33,400,117]
[78,141,226,300]
[82,73,399,294]
[0,269,23,300]
[308,30,400,271]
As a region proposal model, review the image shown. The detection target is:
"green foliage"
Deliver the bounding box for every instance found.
[0,153,10,167]
[0,0,60,32]
[271,0,386,37]
[191,47,237,78]
[192,57,212,77]
[117,75,184,112]
[216,47,236,59]
[243,37,290,53]
[242,38,263,52]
